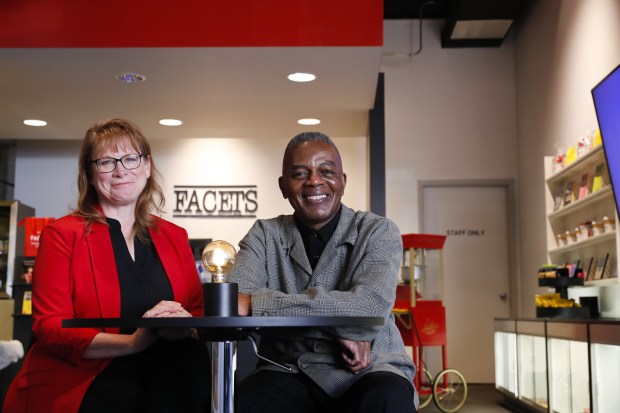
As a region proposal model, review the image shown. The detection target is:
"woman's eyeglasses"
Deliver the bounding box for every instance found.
[91,154,144,173]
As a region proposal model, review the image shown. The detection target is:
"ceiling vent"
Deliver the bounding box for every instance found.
[441,0,529,47]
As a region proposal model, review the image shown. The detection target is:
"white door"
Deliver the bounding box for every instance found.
[422,183,512,383]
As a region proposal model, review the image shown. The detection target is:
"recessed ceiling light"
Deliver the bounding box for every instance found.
[115,72,147,83]
[288,72,316,82]
[297,118,320,126]
[159,119,183,126]
[23,119,47,127]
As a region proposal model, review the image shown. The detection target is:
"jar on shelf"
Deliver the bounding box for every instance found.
[577,133,591,157]
[602,216,615,232]
[556,233,566,247]
[578,222,591,239]
[552,150,565,173]
[566,230,577,244]
[575,227,584,242]
[592,220,604,236]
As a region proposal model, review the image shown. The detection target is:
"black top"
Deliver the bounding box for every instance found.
[295,207,341,270]
[107,218,173,332]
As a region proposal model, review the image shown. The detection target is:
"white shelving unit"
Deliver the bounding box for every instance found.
[0,200,35,298]
[544,146,619,286]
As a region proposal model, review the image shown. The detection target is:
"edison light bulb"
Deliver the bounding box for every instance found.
[201,240,237,283]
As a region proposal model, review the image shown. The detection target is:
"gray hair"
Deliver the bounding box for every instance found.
[285,132,337,152]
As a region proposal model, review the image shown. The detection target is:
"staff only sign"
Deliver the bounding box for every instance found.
[173,185,258,218]
[446,229,486,236]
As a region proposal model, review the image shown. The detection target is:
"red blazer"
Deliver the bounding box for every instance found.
[3,214,204,413]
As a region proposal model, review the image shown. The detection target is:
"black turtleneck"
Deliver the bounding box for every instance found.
[294,207,342,270]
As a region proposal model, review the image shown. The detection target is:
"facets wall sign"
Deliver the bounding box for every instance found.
[173,185,258,218]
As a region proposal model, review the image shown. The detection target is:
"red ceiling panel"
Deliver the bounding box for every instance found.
[0,0,383,47]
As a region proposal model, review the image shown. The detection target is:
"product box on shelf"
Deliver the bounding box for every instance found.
[18,217,55,257]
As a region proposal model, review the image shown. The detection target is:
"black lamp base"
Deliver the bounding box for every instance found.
[203,282,238,317]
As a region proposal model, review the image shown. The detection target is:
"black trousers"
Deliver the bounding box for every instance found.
[235,370,417,413]
[79,338,210,413]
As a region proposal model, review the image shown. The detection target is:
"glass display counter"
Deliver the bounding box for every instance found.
[494,319,518,398]
[546,321,589,413]
[516,320,548,411]
[495,318,620,413]
[590,321,620,413]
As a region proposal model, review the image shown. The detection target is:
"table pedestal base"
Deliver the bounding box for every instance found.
[211,341,237,413]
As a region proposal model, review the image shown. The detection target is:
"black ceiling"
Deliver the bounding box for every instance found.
[384,0,530,20]
[384,0,454,20]
[384,0,532,47]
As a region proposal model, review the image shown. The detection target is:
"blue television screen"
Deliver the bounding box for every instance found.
[592,64,620,216]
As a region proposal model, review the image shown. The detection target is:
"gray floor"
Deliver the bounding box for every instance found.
[421,384,513,413]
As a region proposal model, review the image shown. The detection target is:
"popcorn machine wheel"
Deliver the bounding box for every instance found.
[393,233,467,413]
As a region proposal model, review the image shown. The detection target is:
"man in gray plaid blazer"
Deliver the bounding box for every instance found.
[229,132,418,413]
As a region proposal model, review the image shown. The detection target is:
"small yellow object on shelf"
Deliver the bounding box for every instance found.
[21,291,32,315]
[592,128,602,147]
[564,146,577,166]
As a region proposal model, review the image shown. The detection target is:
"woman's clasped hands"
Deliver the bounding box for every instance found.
[142,300,196,341]
[143,300,191,318]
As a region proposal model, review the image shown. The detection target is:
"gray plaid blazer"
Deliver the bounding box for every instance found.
[228,205,416,404]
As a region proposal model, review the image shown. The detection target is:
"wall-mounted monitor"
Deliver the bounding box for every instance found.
[592,64,620,216]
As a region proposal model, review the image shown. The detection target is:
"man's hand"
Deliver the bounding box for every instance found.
[237,293,252,316]
[339,339,372,374]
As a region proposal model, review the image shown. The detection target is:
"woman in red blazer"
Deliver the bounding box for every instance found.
[3,118,210,413]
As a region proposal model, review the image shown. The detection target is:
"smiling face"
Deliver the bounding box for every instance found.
[91,138,151,211]
[278,140,346,230]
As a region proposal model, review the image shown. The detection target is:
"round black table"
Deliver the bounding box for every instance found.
[63,316,382,329]
[63,316,383,413]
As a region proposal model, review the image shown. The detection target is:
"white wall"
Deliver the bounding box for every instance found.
[14,136,367,246]
[379,19,521,378]
[381,19,518,234]
[382,1,620,318]
[515,0,620,317]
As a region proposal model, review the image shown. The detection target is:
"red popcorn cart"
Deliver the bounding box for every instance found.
[393,233,467,412]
